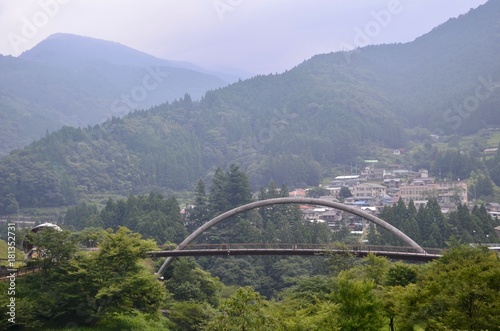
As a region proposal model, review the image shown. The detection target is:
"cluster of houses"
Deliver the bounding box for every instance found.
[326,167,468,208]
[291,166,498,234]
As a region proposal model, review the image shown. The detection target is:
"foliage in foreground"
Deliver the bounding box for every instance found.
[0,227,166,330]
[1,223,499,331]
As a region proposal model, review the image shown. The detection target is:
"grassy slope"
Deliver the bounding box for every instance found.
[0,239,26,268]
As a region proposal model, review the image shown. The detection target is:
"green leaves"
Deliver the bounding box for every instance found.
[400,245,500,330]
[13,227,166,328]
[98,227,157,271]
[165,258,222,306]
[333,273,384,331]
[99,193,186,245]
[204,287,278,331]
[26,227,79,271]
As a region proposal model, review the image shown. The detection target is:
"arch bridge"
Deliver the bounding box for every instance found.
[157,197,428,275]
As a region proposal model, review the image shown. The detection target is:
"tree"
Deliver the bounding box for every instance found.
[164,257,222,306]
[25,227,78,272]
[76,227,107,248]
[205,258,261,288]
[420,198,448,248]
[8,227,166,328]
[186,179,210,233]
[270,297,340,331]
[401,199,422,243]
[208,168,229,216]
[100,198,119,230]
[168,301,214,331]
[469,170,495,201]
[401,245,500,330]
[385,262,417,287]
[334,272,384,331]
[98,194,186,245]
[338,186,352,199]
[474,174,495,200]
[204,287,277,331]
[325,242,357,276]
[378,285,408,331]
[204,165,257,244]
[225,164,252,209]
[487,143,500,186]
[269,275,339,330]
[359,253,390,285]
[306,186,330,198]
[72,227,165,324]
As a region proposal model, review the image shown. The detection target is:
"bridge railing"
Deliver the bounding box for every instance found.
[157,243,442,255]
[0,266,41,280]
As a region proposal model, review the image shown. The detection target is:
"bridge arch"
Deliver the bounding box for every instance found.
[157,197,425,275]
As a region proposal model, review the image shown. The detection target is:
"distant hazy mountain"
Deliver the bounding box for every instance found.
[0,0,499,212]
[20,33,185,68]
[19,33,252,82]
[0,33,233,156]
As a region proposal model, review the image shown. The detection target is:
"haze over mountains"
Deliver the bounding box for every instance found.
[0,0,499,212]
[0,33,244,155]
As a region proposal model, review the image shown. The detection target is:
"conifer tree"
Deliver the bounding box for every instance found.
[208,167,229,216]
[186,179,210,233]
[226,164,252,209]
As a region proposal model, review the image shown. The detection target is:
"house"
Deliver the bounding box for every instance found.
[351,183,387,199]
[396,180,467,204]
[434,181,468,204]
[383,179,401,195]
[325,186,341,196]
[289,189,306,197]
[365,168,385,180]
[321,210,341,223]
[302,208,320,221]
[360,206,378,214]
[329,175,363,188]
[486,202,500,212]
[484,148,498,155]
[419,169,429,178]
[344,196,376,206]
[486,203,500,218]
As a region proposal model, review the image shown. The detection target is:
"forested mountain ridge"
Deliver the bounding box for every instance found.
[1,1,500,212]
[295,0,500,133]
[0,33,230,156]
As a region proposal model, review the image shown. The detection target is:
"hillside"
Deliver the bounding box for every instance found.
[0,1,499,212]
[0,34,230,156]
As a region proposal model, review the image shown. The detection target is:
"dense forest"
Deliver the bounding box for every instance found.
[0,113,499,213]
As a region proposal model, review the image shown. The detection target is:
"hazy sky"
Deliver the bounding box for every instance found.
[0,0,488,74]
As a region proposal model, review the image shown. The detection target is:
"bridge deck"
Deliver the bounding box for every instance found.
[148,244,442,261]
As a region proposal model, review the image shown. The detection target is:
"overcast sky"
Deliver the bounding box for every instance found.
[0,0,488,75]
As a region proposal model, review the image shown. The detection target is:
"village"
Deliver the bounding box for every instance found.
[291,164,500,237]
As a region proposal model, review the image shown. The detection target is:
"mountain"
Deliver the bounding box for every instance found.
[19,33,187,68]
[0,33,232,156]
[0,0,499,212]
[19,33,251,82]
